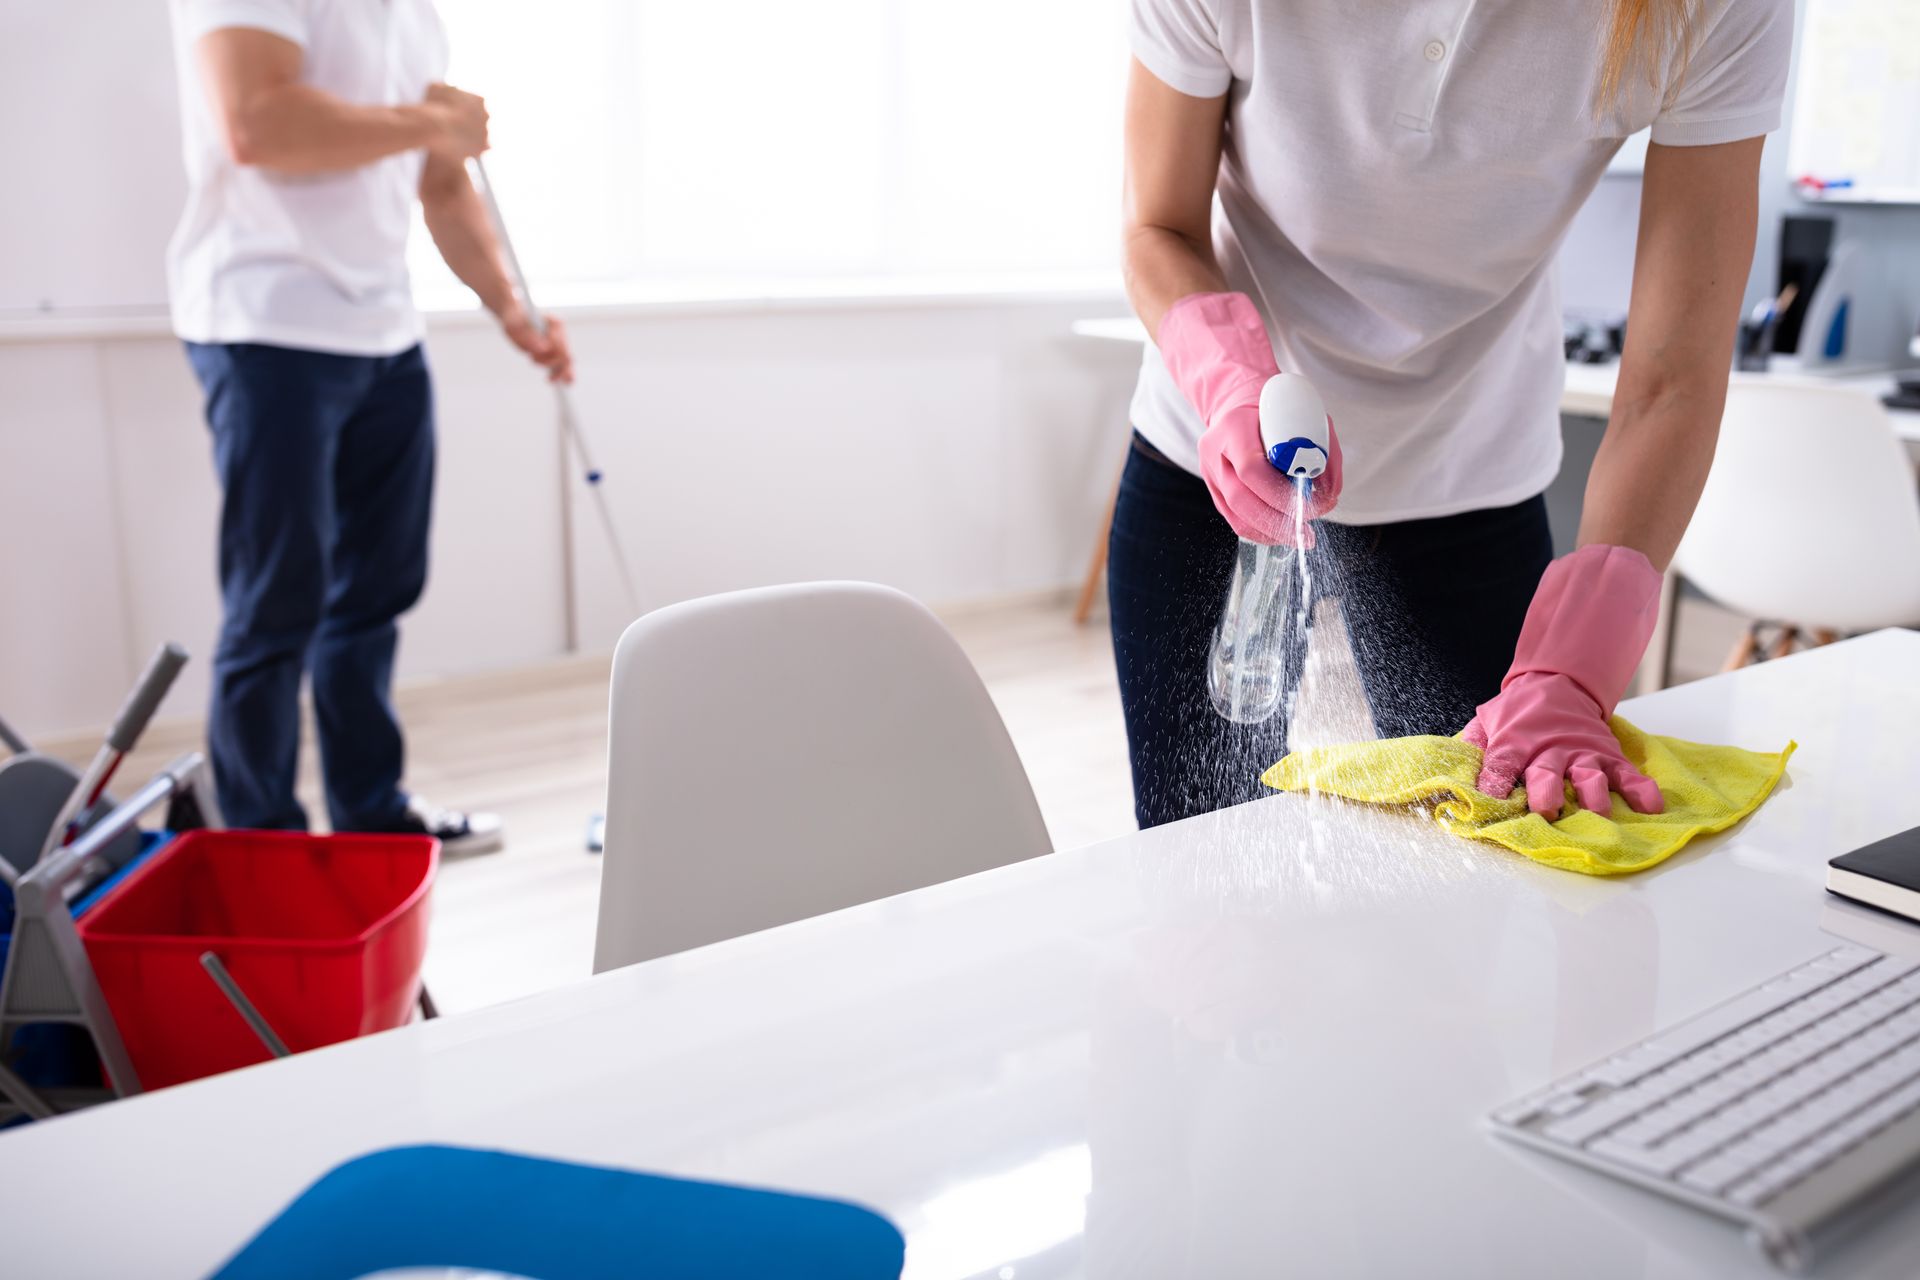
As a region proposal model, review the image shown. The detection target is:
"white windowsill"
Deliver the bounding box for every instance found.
[0,270,1125,344]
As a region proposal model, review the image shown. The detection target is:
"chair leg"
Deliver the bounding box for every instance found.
[1073,476,1120,627]
[1768,626,1799,662]
[1723,623,1762,672]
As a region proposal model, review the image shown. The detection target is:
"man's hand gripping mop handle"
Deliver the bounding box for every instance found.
[468,156,642,616]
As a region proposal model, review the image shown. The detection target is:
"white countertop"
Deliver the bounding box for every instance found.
[1070,317,1920,445]
[4,631,1920,1278]
[1562,360,1920,444]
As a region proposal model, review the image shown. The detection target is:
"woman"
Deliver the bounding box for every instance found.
[1111,0,1792,828]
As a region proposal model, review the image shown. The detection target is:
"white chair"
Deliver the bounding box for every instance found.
[593,581,1052,973]
[1672,379,1920,665]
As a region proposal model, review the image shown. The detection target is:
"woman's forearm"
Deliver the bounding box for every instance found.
[1122,59,1231,341]
[1576,364,1725,569]
[1124,225,1228,340]
[1579,136,1763,570]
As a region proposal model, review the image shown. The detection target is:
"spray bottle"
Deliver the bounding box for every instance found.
[1207,373,1333,724]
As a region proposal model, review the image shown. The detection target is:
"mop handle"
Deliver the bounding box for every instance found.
[468,156,641,614]
[37,643,187,863]
[470,157,549,339]
[109,643,188,753]
[468,157,603,473]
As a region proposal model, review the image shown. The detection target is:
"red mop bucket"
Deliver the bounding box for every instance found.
[77,830,437,1090]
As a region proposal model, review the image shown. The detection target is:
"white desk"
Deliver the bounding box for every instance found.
[1562,360,1920,448]
[4,632,1920,1278]
[1069,316,1920,449]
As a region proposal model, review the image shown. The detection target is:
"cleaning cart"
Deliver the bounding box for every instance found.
[1,645,206,1119]
[0,753,221,1120]
[1,647,441,1123]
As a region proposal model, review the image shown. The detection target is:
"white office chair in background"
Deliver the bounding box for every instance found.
[593,581,1052,974]
[1673,380,1920,667]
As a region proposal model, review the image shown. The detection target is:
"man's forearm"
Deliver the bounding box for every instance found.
[221,82,438,174]
[1576,364,1725,570]
[422,170,517,316]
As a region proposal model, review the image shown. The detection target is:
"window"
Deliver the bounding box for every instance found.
[413,0,1129,302]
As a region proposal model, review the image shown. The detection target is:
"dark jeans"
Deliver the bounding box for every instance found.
[185,341,435,832]
[1107,432,1552,829]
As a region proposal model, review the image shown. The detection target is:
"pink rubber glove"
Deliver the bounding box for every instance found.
[1158,292,1342,547]
[1463,544,1666,820]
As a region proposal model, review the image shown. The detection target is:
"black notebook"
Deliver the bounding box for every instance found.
[1828,825,1920,924]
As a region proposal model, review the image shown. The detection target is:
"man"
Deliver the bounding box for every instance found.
[168,0,572,850]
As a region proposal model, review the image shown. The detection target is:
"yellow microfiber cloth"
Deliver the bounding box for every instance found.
[1261,717,1795,876]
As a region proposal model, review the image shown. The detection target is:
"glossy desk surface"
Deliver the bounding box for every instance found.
[5,631,1920,1279]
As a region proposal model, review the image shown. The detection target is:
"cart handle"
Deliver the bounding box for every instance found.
[38,643,188,863]
[23,753,205,901]
[200,952,291,1060]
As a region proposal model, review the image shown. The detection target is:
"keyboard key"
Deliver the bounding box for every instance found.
[1609,1115,1667,1147]
[1719,1135,1781,1167]
[1635,1000,1788,1069]
[1590,1136,1697,1176]
[1543,1094,1649,1144]
[1661,1126,1729,1166]
[1680,1153,1759,1194]
[1623,1085,1740,1147]
[1587,1049,1672,1089]
[1812,946,1881,971]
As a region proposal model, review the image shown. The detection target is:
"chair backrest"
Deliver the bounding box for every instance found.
[594,582,1051,974]
[1672,379,1920,631]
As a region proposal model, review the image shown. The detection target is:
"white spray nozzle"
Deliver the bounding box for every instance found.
[1258,373,1332,484]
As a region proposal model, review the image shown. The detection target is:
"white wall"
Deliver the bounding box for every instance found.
[0,2,182,314]
[0,294,1136,740]
[558,298,1135,649]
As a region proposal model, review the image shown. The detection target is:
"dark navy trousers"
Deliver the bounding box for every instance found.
[185,341,434,832]
[1107,431,1553,830]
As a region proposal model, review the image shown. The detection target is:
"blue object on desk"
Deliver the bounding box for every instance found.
[1823,298,1850,361]
[210,1145,906,1280]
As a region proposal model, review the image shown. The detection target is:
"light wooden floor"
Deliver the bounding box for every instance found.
[38,592,1751,1014]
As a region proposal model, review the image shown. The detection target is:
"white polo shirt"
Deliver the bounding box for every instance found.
[1128,0,1793,524]
[167,0,450,356]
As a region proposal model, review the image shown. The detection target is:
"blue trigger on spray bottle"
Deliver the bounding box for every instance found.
[1207,373,1332,725]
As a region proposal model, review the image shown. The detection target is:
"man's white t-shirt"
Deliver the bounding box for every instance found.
[1128,0,1793,524]
[167,0,450,356]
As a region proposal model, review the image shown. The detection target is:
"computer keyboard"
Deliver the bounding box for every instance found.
[1490,945,1920,1270]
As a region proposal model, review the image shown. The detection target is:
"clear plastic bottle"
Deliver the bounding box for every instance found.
[1208,535,1300,724]
[1205,373,1332,725]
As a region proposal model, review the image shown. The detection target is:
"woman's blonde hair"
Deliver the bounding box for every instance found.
[1598,0,1696,110]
